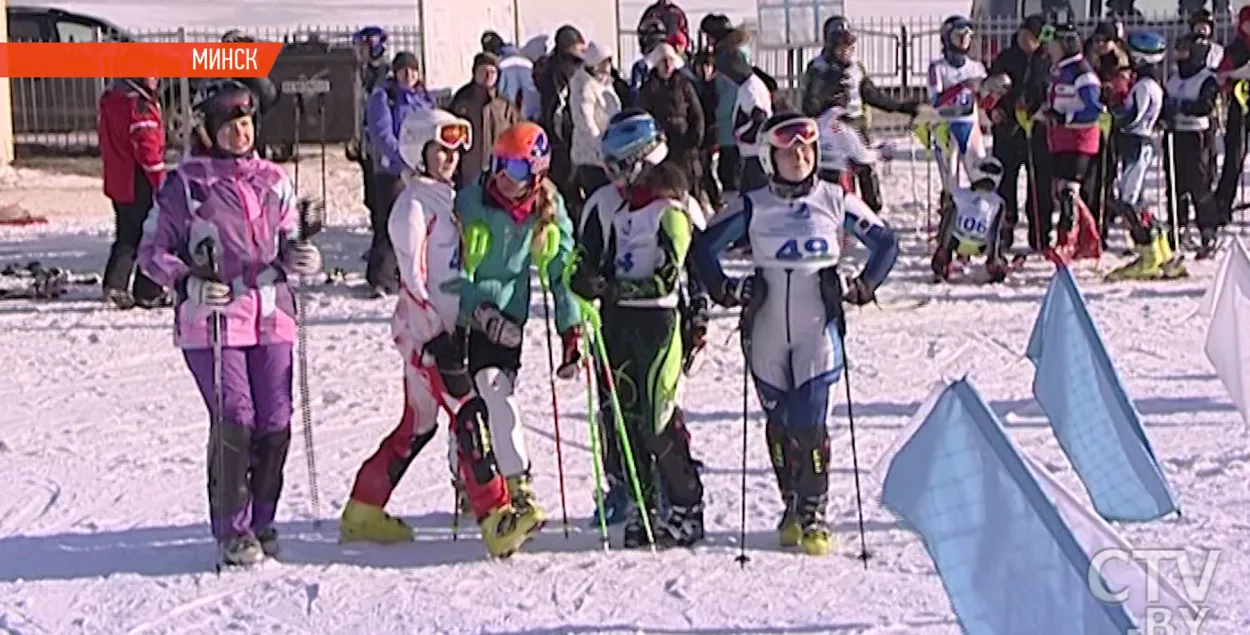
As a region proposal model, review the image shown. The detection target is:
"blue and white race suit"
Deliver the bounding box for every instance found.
[693,181,898,431]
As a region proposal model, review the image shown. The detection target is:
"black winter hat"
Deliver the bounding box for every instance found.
[473,52,499,70]
[392,51,420,72]
[1021,14,1047,38]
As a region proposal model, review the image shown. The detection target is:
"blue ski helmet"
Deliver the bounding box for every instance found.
[352,26,388,59]
[601,110,668,185]
[1127,31,1167,65]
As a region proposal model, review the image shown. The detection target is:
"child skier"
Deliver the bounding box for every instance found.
[1041,22,1104,264]
[1105,32,1186,281]
[815,104,879,188]
[339,109,480,543]
[570,110,708,548]
[930,156,1010,282]
[693,112,899,556]
[454,121,583,555]
[137,80,324,566]
[926,15,989,194]
[1165,33,1223,260]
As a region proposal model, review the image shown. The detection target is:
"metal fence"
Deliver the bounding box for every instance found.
[7,11,1236,156]
[9,24,424,157]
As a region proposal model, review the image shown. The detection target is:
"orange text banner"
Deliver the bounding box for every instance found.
[0,43,282,78]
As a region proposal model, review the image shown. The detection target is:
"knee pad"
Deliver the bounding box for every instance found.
[451,397,497,486]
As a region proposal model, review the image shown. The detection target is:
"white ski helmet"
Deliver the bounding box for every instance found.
[758,112,821,182]
[398,108,472,173]
[973,156,1004,190]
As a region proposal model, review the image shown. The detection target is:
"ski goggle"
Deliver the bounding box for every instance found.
[492,155,536,183]
[1037,25,1056,44]
[435,122,472,151]
[764,118,819,149]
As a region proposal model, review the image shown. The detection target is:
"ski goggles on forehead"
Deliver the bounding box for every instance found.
[493,156,535,183]
[765,118,819,149]
[435,122,472,150]
[1037,25,1056,44]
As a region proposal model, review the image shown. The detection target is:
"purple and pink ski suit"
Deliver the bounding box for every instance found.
[138,153,302,541]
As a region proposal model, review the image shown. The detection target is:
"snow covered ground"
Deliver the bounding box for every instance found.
[1,149,1249,634]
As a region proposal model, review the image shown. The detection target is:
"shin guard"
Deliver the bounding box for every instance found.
[249,427,291,531]
[649,408,703,508]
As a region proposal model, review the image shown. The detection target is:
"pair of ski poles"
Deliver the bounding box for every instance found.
[456,222,655,549]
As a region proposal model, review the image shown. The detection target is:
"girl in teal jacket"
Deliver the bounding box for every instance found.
[453,122,582,557]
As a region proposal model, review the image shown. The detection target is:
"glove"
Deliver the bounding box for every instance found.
[719,275,763,308]
[556,326,583,380]
[570,267,618,304]
[186,275,231,307]
[472,302,523,348]
[284,241,323,277]
[841,274,876,307]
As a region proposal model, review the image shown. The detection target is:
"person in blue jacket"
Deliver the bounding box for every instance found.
[364,51,434,297]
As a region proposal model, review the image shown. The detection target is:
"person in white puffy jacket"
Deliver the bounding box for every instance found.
[340,109,498,545]
[571,41,623,202]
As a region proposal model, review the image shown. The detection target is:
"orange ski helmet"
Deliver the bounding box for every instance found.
[491,122,551,183]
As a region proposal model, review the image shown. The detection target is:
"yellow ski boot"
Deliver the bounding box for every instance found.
[796,499,834,556]
[480,504,544,558]
[506,473,547,525]
[777,494,802,547]
[1158,233,1188,278]
[339,500,414,543]
[799,524,835,556]
[1106,231,1166,282]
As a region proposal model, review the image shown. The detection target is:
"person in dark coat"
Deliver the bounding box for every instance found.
[987,14,1056,255]
[450,53,522,188]
[692,49,722,209]
[638,43,706,203]
[537,25,588,209]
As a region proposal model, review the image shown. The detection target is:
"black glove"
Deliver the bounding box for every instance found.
[717,275,765,308]
[842,275,876,306]
[570,266,618,304]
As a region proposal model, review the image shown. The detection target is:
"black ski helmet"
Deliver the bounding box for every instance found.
[823,15,849,44]
[1052,22,1083,57]
[192,79,257,148]
[941,15,974,53]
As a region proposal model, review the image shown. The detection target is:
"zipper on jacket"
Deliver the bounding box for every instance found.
[784,269,793,345]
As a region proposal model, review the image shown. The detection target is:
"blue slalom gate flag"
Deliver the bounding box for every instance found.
[878,377,1194,635]
[1025,266,1177,522]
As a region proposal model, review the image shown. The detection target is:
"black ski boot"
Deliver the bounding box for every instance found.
[655,502,705,548]
[623,502,659,548]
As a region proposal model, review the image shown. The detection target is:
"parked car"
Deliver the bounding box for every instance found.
[6,5,135,136]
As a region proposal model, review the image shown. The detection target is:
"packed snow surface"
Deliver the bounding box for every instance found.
[1,149,1249,634]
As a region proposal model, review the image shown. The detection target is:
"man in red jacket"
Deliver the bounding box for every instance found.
[98,77,167,309]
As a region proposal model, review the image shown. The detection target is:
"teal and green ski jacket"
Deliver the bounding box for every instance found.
[454,181,581,333]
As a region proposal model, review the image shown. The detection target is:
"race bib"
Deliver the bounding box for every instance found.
[951,198,996,255]
[751,201,841,269]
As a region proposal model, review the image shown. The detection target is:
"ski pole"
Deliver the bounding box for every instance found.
[531,223,570,538]
[1017,107,1044,258]
[574,295,655,550]
[196,236,226,574]
[294,191,325,529]
[452,221,491,539]
[834,312,870,569]
[584,337,609,549]
[735,328,750,568]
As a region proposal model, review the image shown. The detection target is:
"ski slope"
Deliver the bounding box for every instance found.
[1,149,1249,634]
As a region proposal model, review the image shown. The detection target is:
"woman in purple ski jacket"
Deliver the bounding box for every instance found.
[138,80,323,567]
